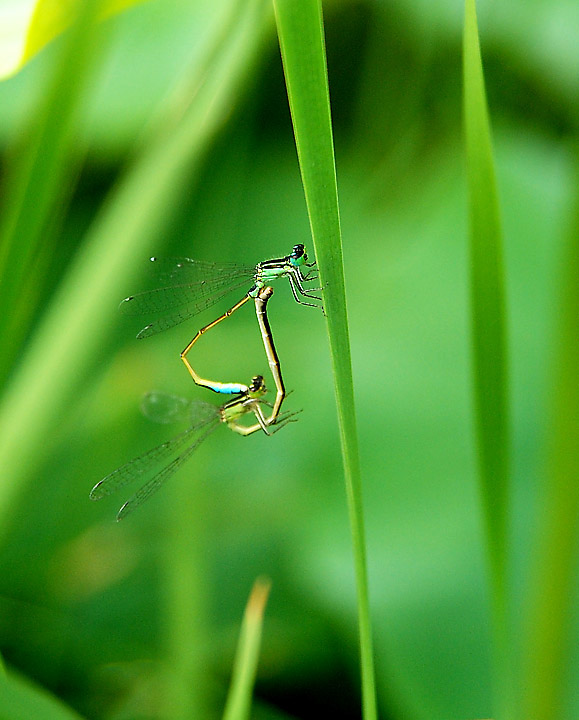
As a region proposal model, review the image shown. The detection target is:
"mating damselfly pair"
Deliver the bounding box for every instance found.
[91,245,322,520]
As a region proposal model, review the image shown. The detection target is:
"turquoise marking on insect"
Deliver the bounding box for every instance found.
[204,381,248,395]
[120,244,322,340]
[249,244,313,297]
[90,375,297,521]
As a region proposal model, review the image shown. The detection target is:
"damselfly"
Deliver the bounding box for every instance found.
[90,376,295,521]
[121,244,321,340]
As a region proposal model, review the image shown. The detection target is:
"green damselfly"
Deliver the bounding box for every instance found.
[90,375,296,521]
[121,244,321,340]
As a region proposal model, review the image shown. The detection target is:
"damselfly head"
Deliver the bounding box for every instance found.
[248,375,267,397]
[290,243,308,266]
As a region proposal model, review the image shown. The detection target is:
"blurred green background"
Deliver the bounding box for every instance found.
[0,0,577,718]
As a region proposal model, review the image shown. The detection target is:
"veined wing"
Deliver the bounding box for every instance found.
[134,276,254,339]
[92,401,221,501]
[140,392,193,424]
[90,426,198,501]
[148,257,251,285]
[141,394,218,426]
[116,420,219,521]
[120,262,255,316]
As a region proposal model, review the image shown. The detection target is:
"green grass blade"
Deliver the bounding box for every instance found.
[0,0,103,382]
[272,3,377,719]
[519,173,579,720]
[0,0,269,542]
[463,0,510,714]
[222,578,271,720]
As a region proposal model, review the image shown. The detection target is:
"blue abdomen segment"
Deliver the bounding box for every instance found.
[208,382,248,395]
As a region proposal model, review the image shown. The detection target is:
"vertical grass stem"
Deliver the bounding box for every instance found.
[463,0,511,716]
[273,2,377,718]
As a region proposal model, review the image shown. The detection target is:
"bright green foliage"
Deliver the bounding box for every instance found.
[273,2,377,719]
[463,0,510,714]
[519,177,579,720]
[0,0,103,382]
[23,0,149,69]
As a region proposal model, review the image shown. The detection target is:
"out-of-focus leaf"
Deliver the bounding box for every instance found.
[0,0,103,383]
[0,669,84,720]
[463,0,510,712]
[0,0,35,79]
[222,578,271,720]
[0,0,150,78]
[519,165,579,720]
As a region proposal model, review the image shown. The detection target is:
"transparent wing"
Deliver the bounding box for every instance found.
[186,399,223,426]
[133,277,254,339]
[120,275,250,316]
[140,392,193,424]
[148,257,249,284]
[90,426,198,501]
[119,258,255,316]
[90,400,220,500]
[116,420,220,521]
[140,393,220,426]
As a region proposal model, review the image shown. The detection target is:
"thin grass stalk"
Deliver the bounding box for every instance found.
[519,170,579,720]
[0,0,269,543]
[463,0,511,716]
[272,2,377,718]
[222,578,271,720]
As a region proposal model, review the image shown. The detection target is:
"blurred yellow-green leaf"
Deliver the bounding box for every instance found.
[222,578,271,720]
[0,0,149,78]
